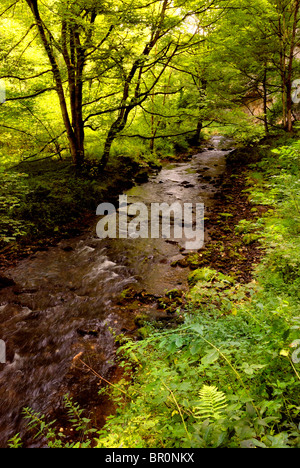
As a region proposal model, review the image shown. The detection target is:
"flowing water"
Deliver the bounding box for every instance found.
[0,136,231,446]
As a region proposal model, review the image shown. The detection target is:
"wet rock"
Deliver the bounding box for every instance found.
[135,171,149,184]
[0,275,16,289]
[77,329,99,338]
[61,246,74,252]
[179,249,191,256]
[165,239,179,246]
[171,257,189,268]
[180,181,195,188]
[25,311,42,321]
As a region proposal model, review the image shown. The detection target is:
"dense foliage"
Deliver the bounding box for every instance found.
[2,0,300,450]
[1,0,300,170]
[1,0,300,248]
[10,138,300,448]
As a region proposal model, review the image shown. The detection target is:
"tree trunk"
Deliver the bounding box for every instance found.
[101,118,127,169]
[287,81,293,132]
[100,0,170,168]
[25,0,85,168]
[101,131,116,170]
[69,71,85,167]
[286,0,300,132]
[194,121,203,146]
[262,66,269,136]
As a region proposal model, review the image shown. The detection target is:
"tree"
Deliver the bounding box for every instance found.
[86,0,216,168]
[24,0,103,167]
[16,0,217,168]
[98,0,178,167]
[274,0,300,132]
[252,0,300,132]
[2,0,299,173]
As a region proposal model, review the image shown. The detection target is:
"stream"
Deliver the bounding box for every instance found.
[0,136,231,447]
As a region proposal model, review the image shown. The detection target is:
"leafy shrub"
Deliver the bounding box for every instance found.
[0,163,103,245]
[10,395,97,448]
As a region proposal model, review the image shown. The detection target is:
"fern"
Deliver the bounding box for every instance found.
[193,385,227,421]
[22,407,65,448]
[21,396,96,448]
[7,434,23,448]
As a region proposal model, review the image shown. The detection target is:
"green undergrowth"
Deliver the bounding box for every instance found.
[93,137,300,449]
[13,137,300,448]
[0,154,146,251]
[0,162,99,250]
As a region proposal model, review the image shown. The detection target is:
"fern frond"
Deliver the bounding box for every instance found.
[193,385,227,421]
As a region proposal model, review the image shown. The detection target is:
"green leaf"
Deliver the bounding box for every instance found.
[175,336,184,348]
[193,385,227,421]
[190,341,202,356]
[189,323,204,335]
[246,402,256,418]
[201,349,220,366]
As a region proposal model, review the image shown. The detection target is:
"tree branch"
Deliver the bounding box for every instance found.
[4,23,36,58]
[118,129,197,140]
[83,87,183,123]
[6,87,56,101]
[0,0,19,17]
[0,70,52,81]
[0,124,35,137]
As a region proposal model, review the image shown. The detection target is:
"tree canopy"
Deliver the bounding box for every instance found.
[1,0,300,169]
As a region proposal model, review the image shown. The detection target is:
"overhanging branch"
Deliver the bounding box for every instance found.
[0,0,20,17]
[118,129,197,140]
[6,87,56,101]
[0,70,52,81]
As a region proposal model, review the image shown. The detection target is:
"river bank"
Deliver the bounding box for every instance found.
[0,154,162,274]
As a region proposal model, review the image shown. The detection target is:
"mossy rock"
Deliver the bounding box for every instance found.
[157,297,172,309]
[126,300,141,311]
[186,253,201,269]
[134,313,151,327]
[137,327,150,340]
[188,267,218,287]
[117,288,137,305]
[157,289,184,312]
[171,258,189,268]
[165,289,184,299]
